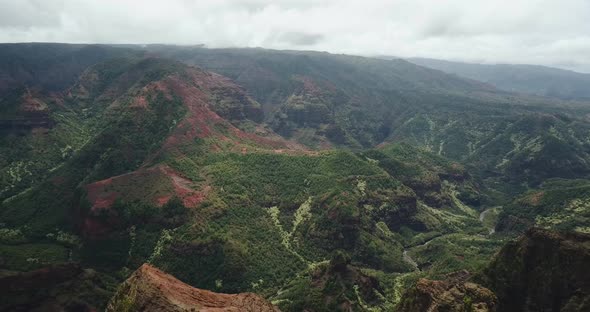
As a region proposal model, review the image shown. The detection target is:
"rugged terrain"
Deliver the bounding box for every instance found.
[481,228,590,312]
[1,43,589,311]
[107,263,279,312]
[396,270,497,312]
[397,228,590,312]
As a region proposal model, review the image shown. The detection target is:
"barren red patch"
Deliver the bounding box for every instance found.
[161,166,210,208]
[85,164,209,211]
[528,191,545,206]
[86,177,118,211]
[156,195,172,206]
[20,90,48,112]
[143,71,311,159]
[129,95,148,108]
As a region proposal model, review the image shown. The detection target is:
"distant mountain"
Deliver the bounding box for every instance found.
[145,46,590,190]
[406,57,590,100]
[0,43,139,93]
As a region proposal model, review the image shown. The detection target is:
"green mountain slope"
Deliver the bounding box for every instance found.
[397,228,590,312]
[0,44,589,311]
[144,46,509,148]
[497,179,590,234]
[146,46,590,191]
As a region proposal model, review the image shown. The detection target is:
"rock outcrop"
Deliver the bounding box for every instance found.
[107,263,279,312]
[396,270,497,312]
[397,228,590,312]
[271,251,386,311]
[481,228,590,312]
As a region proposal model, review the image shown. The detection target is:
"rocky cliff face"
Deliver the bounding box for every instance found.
[481,228,590,312]
[396,270,497,312]
[272,251,386,311]
[107,263,279,312]
[397,228,590,312]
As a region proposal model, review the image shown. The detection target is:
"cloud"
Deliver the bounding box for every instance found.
[276,32,324,46]
[0,0,63,28]
[0,0,589,72]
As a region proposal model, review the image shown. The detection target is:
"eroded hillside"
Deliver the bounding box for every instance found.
[1,44,589,311]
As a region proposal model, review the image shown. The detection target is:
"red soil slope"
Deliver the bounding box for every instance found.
[154,70,306,155]
[85,164,209,211]
[83,66,312,213]
[107,263,280,312]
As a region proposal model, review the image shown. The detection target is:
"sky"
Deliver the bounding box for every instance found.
[1,0,590,73]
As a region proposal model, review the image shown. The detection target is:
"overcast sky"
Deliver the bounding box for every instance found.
[1,0,590,72]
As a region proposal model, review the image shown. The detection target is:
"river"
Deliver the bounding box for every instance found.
[403,207,501,270]
[479,207,501,235]
[402,238,436,271]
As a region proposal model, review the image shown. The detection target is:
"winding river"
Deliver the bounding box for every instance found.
[479,207,501,235]
[402,238,436,271]
[402,207,501,270]
[402,250,419,271]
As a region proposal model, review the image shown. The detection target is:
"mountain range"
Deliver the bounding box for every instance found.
[1,43,589,311]
[406,57,590,100]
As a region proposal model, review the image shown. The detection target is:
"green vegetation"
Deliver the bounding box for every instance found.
[405,233,507,278]
[0,243,69,271]
[1,57,187,235]
[2,44,590,311]
[498,179,590,233]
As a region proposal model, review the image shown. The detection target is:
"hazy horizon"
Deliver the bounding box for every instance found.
[1,0,589,73]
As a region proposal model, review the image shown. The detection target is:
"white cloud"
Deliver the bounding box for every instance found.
[0,0,589,72]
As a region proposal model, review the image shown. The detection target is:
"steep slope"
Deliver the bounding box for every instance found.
[407,57,590,100]
[2,54,296,214]
[146,46,590,192]
[107,263,278,312]
[0,43,138,93]
[397,228,590,312]
[497,179,590,233]
[2,44,589,311]
[0,44,141,200]
[396,271,497,312]
[272,251,386,311]
[0,47,520,311]
[481,228,590,312]
[144,46,513,148]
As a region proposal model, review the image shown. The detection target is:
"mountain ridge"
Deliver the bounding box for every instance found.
[1,43,590,311]
[406,57,590,100]
[107,263,279,312]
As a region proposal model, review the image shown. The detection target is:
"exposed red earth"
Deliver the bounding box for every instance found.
[158,71,302,153]
[20,89,48,112]
[84,66,314,208]
[85,164,210,211]
[83,68,317,236]
[80,64,320,237]
[107,263,280,312]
